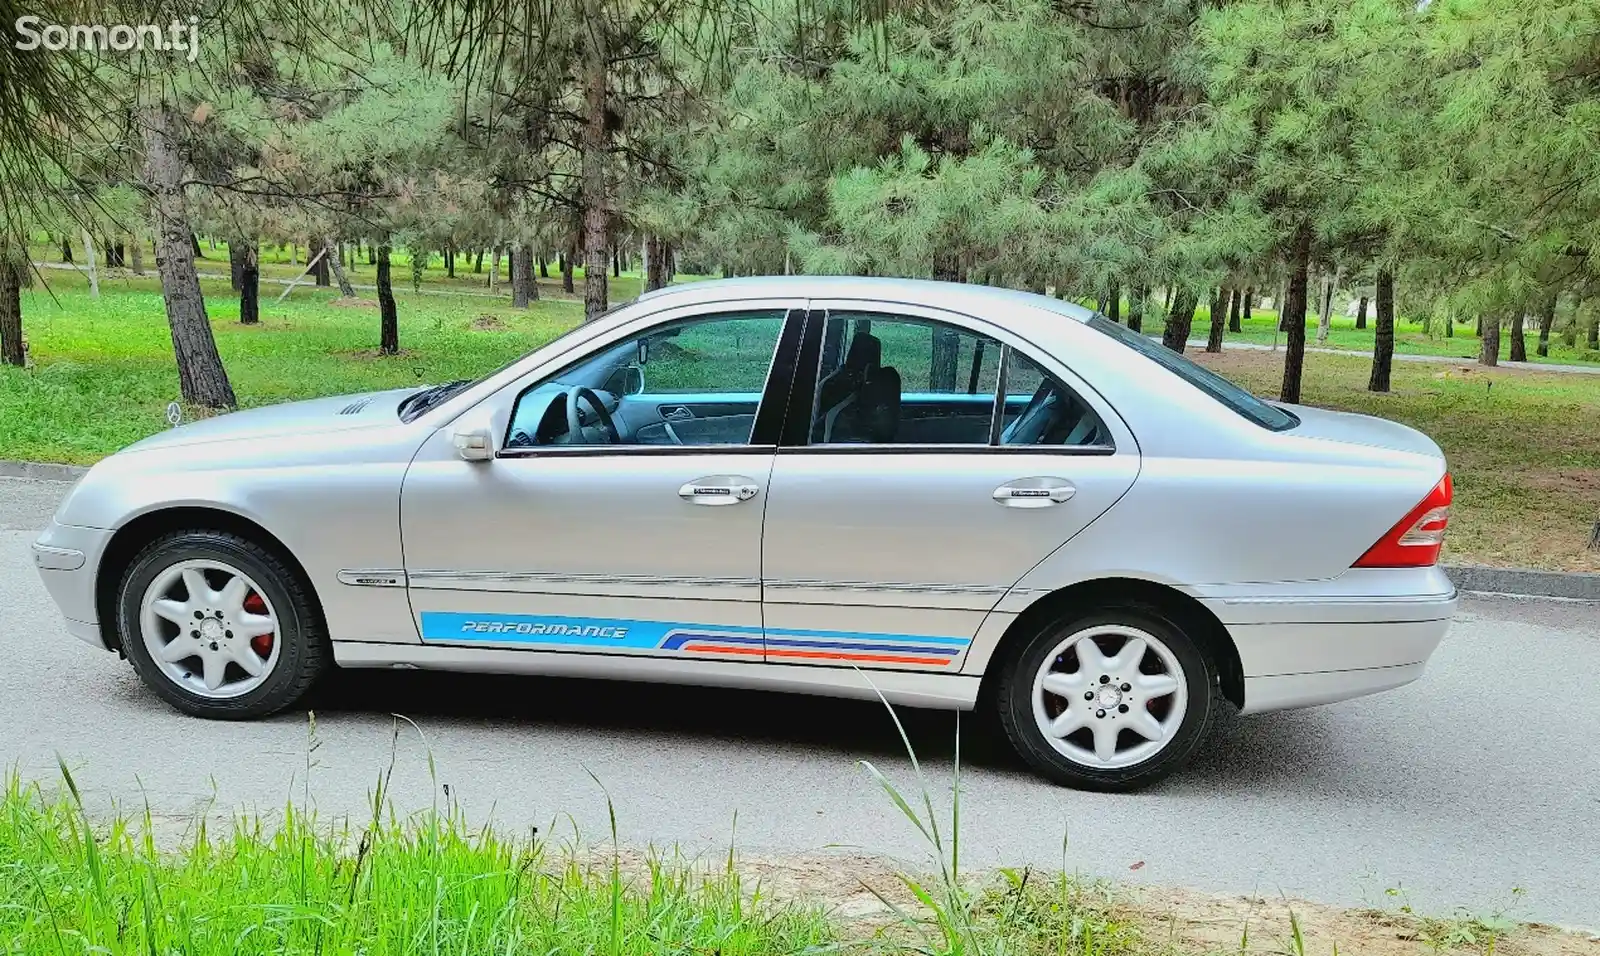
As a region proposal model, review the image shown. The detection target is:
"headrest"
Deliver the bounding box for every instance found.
[844,332,881,370]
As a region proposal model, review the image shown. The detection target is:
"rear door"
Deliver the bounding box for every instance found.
[758,303,1140,671]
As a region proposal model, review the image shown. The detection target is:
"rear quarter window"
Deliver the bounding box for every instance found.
[1087,316,1299,431]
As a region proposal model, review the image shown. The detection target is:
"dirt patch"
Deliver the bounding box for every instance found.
[1136,886,1600,956]
[470,313,506,331]
[1520,469,1600,496]
[328,296,379,309]
[602,851,1600,955]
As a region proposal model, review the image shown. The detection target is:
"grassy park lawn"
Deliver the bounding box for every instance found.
[5,270,1599,570]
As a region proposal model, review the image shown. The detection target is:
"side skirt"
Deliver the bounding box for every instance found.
[333,641,980,710]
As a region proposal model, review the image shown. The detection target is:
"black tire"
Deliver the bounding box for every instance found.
[995,606,1220,792]
[117,530,328,719]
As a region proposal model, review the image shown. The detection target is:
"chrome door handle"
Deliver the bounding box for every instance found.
[993,477,1076,508]
[679,475,760,506]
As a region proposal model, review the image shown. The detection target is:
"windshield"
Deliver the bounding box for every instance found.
[1087,316,1299,431]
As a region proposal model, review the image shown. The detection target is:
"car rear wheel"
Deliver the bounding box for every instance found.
[996,607,1218,791]
[117,530,327,719]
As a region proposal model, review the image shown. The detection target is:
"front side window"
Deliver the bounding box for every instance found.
[805,311,1109,449]
[504,310,785,449]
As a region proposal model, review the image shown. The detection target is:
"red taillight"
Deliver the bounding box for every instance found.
[1354,473,1452,568]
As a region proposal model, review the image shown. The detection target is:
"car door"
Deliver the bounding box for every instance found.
[398,301,806,662]
[758,303,1140,671]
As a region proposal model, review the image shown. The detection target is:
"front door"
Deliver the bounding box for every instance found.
[399,304,804,662]
[759,305,1140,672]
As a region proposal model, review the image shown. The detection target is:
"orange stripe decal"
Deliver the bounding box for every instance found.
[681,643,952,667]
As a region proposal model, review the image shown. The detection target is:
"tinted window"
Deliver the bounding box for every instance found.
[1087,316,1299,431]
[804,311,1108,448]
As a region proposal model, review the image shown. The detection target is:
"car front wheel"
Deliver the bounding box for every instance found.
[117,530,327,719]
[996,607,1218,791]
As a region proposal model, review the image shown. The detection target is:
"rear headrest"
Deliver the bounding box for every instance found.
[844,332,881,370]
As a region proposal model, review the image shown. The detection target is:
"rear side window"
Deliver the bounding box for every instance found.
[1087,316,1299,431]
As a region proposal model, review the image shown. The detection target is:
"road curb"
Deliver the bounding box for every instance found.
[1,458,1596,600]
[1444,564,1600,601]
[0,460,88,482]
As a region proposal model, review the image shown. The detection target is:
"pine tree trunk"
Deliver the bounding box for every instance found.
[1224,287,1240,333]
[326,238,356,297]
[1205,287,1226,353]
[562,248,576,294]
[0,255,23,367]
[1509,310,1527,362]
[1106,281,1121,324]
[1161,286,1198,353]
[1537,292,1557,357]
[1355,295,1368,330]
[489,245,501,292]
[1368,269,1395,393]
[445,247,456,279]
[1279,225,1312,403]
[81,230,100,298]
[539,255,549,279]
[580,7,611,321]
[142,105,235,409]
[1127,285,1147,333]
[1315,265,1340,343]
[930,327,960,390]
[473,248,484,274]
[1479,315,1501,366]
[644,236,670,291]
[239,240,260,325]
[1242,286,1253,320]
[130,236,144,275]
[312,239,331,286]
[60,236,73,263]
[611,247,620,278]
[1588,315,1598,349]
[511,245,537,308]
[229,240,245,291]
[109,239,125,268]
[367,244,375,265]
[192,234,204,258]
[377,244,398,355]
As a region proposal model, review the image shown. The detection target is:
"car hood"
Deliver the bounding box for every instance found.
[1279,404,1444,461]
[121,387,423,453]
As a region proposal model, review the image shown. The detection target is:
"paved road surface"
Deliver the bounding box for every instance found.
[3,477,1597,928]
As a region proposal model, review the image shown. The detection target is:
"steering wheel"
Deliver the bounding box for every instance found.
[565,385,621,444]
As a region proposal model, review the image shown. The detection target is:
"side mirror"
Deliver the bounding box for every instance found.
[452,424,495,462]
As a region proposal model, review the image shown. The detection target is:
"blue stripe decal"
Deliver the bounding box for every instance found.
[418,612,971,656]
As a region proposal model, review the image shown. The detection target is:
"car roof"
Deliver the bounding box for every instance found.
[637,276,1097,329]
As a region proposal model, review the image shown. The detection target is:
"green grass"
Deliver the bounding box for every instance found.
[0,769,840,955]
[4,269,585,463]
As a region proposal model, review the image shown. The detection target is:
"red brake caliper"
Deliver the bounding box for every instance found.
[243,591,274,656]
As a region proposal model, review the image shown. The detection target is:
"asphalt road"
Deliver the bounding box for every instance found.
[4,476,1598,928]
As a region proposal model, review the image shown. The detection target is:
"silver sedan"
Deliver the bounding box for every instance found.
[33,277,1456,789]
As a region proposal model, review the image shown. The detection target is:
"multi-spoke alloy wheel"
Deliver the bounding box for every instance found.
[140,559,281,698]
[1030,625,1187,770]
[997,608,1218,791]
[118,530,327,719]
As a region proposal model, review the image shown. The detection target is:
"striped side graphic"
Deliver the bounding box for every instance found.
[417,612,969,667]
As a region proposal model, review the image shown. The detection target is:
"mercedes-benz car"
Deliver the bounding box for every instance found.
[32,277,1457,790]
